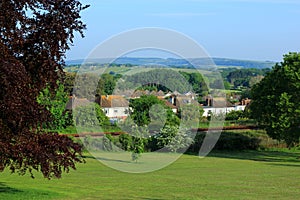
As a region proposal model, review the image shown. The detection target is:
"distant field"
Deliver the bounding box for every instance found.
[64,64,230,87]
[64,65,226,75]
[1,150,300,199]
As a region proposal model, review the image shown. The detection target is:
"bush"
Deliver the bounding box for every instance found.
[118,134,132,151]
[188,131,261,152]
[225,110,244,121]
[82,135,117,151]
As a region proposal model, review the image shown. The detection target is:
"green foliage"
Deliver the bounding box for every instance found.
[165,127,194,153]
[188,131,260,152]
[179,71,209,96]
[225,110,245,121]
[240,88,252,99]
[73,103,110,129]
[155,125,178,149]
[98,73,117,95]
[130,126,148,162]
[63,72,76,96]
[37,82,71,131]
[250,52,300,147]
[221,68,270,89]
[118,119,148,161]
[118,134,132,151]
[209,79,224,89]
[178,104,204,128]
[70,73,119,99]
[129,95,161,126]
[82,135,116,152]
[129,95,180,127]
[119,69,194,93]
[73,73,99,99]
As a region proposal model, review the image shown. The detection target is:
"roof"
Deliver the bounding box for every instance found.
[65,97,91,110]
[162,99,177,109]
[100,95,129,108]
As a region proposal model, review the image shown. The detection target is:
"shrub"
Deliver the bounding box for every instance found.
[188,131,261,152]
[118,134,132,151]
[225,110,245,121]
[82,135,116,152]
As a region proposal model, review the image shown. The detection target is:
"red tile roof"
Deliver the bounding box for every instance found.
[100,95,129,108]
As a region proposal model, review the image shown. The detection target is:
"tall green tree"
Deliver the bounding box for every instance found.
[250,53,300,147]
[0,0,88,179]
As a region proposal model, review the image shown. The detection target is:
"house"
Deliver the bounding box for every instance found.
[165,92,199,113]
[96,95,129,123]
[201,96,249,117]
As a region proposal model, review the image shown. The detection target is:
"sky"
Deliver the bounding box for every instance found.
[66,0,300,62]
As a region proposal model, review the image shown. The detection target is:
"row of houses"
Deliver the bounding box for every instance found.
[67,91,251,123]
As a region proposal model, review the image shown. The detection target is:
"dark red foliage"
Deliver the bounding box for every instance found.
[0,0,88,179]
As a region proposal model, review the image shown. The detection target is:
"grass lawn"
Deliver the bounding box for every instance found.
[1,150,300,199]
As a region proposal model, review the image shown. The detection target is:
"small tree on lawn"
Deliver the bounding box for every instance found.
[130,126,148,162]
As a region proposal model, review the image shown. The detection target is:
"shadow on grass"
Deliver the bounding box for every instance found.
[96,157,133,164]
[83,155,133,163]
[203,150,300,163]
[267,163,300,167]
[0,182,22,194]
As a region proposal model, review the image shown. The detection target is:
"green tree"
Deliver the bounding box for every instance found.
[225,110,244,121]
[129,95,155,126]
[129,95,179,126]
[37,82,71,131]
[179,71,208,96]
[165,127,194,153]
[250,53,300,147]
[101,73,116,95]
[178,103,204,128]
[130,127,146,162]
[74,73,99,99]
[155,125,194,153]
[156,125,178,149]
[74,103,110,128]
[64,72,76,96]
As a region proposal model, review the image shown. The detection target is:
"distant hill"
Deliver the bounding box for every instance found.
[65,57,275,69]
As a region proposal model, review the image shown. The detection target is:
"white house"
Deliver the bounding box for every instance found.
[202,105,247,117]
[98,95,129,123]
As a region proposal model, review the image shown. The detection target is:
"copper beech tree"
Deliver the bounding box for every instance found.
[0,0,88,178]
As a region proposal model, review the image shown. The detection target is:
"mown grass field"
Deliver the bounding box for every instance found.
[1,150,300,200]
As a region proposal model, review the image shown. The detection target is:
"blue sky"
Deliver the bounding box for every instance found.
[66,0,300,61]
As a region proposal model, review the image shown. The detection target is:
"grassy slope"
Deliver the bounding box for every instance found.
[1,150,300,200]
